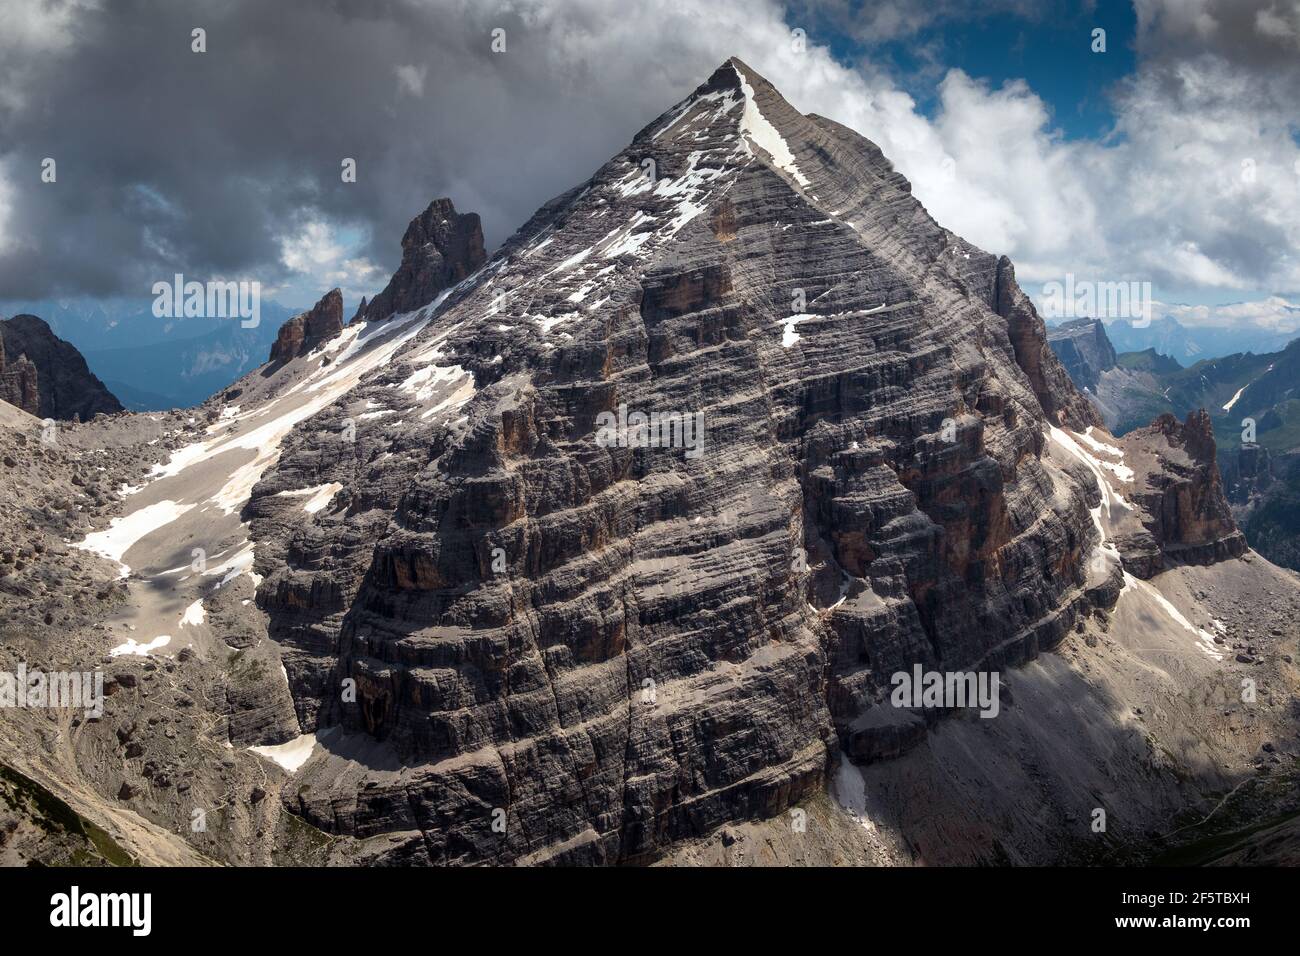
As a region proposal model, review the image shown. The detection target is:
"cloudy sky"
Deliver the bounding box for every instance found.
[1,0,1298,333]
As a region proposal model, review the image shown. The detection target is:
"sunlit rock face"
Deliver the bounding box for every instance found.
[1113,410,1247,578]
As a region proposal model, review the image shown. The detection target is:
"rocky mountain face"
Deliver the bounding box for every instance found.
[237,59,1259,862]
[0,315,123,421]
[251,58,1115,862]
[269,289,346,364]
[2,58,1294,869]
[1110,411,1247,577]
[1046,318,1178,434]
[1047,318,1116,392]
[357,199,486,324]
[1053,324,1300,573]
[0,336,39,415]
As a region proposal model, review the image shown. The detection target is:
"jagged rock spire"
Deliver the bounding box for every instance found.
[268,288,344,363]
[360,198,485,323]
[349,295,368,326]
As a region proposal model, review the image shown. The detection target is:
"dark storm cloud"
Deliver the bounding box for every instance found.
[3,0,1299,305]
[0,0,748,299]
[1133,0,1300,111]
[1138,0,1300,66]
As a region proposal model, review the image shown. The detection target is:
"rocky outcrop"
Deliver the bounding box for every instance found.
[1047,318,1117,392]
[268,289,345,364]
[0,337,39,416]
[0,315,123,421]
[358,199,486,323]
[1116,410,1247,576]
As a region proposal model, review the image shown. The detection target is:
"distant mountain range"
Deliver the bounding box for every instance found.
[0,297,304,410]
[1089,314,1298,364]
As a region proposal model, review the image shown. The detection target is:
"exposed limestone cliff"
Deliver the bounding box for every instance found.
[243,59,1242,863]
[0,58,1285,870]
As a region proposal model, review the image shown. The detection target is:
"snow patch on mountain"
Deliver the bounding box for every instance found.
[276,482,343,514]
[75,500,196,578]
[180,599,205,627]
[732,62,810,188]
[249,732,320,773]
[110,634,172,658]
[780,314,812,347]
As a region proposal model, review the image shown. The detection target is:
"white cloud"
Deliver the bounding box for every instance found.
[280,221,344,273]
[395,63,427,97]
[715,4,1300,297]
[0,0,99,114]
[3,0,1298,313]
[487,0,1300,297]
[1256,8,1296,38]
[1161,295,1300,331]
[278,220,384,304]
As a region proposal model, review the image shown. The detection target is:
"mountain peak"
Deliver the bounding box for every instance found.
[634,56,812,191]
[11,47,1284,874]
[700,56,779,98]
